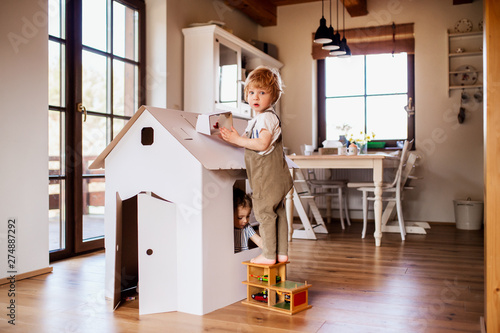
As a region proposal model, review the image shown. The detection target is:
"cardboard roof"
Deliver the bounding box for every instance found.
[90,106,251,170]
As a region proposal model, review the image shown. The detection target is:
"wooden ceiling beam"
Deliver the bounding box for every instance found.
[224,0,277,27]
[341,0,368,17]
[225,0,368,27]
[273,0,367,17]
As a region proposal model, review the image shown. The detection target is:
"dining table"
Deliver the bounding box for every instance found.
[286,153,399,247]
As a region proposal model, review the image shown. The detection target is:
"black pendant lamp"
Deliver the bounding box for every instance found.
[338,1,351,57]
[330,0,346,56]
[339,37,352,57]
[314,0,332,44]
[322,0,339,50]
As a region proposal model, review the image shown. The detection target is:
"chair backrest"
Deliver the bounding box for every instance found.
[306,169,318,181]
[293,169,313,195]
[397,153,418,190]
[388,139,413,188]
[300,144,306,155]
[401,139,414,168]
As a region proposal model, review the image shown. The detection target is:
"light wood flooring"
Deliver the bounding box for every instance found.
[0,222,484,332]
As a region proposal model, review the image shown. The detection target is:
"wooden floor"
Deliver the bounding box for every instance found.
[0,222,484,332]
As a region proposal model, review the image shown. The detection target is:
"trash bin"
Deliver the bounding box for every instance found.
[453,198,484,230]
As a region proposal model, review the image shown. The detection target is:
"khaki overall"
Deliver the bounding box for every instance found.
[245,111,293,260]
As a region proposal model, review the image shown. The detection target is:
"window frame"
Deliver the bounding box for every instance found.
[317,54,415,149]
[49,0,146,262]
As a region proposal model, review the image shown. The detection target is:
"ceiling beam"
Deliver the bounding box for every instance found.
[342,0,368,17]
[224,0,277,27]
[225,0,368,27]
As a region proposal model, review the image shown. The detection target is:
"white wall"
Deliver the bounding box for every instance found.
[165,0,258,110]
[256,0,484,223]
[0,0,49,279]
[146,0,167,108]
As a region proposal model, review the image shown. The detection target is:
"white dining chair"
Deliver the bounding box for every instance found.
[298,144,351,229]
[306,169,351,229]
[355,153,418,240]
[291,169,329,239]
[347,139,413,189]
[347,140,413,238]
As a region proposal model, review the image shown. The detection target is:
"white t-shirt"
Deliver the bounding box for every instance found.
[244,110,281,156]
[234,224,257,253]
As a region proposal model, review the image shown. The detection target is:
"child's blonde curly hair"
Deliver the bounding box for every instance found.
[244,66,283,106]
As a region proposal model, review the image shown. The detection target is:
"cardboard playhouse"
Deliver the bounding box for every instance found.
[90,106,271,316]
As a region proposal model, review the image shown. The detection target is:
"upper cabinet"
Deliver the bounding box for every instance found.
[447,30,483,94]
[183,25,283,119]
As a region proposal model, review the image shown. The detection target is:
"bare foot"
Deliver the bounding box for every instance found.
[278,254,288,263]
[250,254,276,265]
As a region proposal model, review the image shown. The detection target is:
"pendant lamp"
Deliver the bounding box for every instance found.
[338,2,352,57]
[330,0,346,56]
[339,37,352,58]
[314,0,332,44]
[322,0,339,50]
[338,37,352,58]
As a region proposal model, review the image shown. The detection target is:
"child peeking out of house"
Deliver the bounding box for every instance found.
[221,66,293,265]
[233,188,262,253]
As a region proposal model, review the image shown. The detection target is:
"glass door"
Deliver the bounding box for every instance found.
[49,0,145,259]
[48,0,67,255]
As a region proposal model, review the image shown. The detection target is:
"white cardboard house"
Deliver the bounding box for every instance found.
[90,105,266,316]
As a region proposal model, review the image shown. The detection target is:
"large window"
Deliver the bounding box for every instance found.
[318,54,415,148]
[48,0,145,260]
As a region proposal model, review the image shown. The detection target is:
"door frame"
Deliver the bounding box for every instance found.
[50,0,146,261]
[484,0,500,331]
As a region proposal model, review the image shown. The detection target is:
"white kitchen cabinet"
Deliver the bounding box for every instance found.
[183,25,283,119]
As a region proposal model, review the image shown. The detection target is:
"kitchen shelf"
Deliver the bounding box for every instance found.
[448,31,483,38]
[449,84,483,90]
[449,51,482,57]
[447,30,483,95]
[450,69,483,74]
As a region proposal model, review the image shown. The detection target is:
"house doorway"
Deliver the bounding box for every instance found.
[48,0,145,260]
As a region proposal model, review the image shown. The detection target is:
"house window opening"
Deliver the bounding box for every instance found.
[233,181,259,254]
[141,127,154,145]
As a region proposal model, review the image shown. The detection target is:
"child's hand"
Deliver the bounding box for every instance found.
[220,126,240,145]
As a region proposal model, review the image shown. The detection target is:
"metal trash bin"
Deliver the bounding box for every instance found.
[453,198,484,230]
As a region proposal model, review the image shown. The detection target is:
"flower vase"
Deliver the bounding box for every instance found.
[357,142,368,154]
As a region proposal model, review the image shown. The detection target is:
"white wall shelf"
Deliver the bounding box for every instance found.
[447,30,483,95]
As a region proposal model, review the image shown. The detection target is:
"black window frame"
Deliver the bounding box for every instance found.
[49,0,146,262]
[317,53,415,149]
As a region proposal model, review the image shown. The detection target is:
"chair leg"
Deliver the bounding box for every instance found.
[338,188,345,230]
[362,191,368,238]
[343,187,351,226]
[326,195,332,224]
[308,198,314,221]
[396,193,406,240]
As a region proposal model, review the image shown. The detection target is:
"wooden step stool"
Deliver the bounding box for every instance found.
[241,261,312,315]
